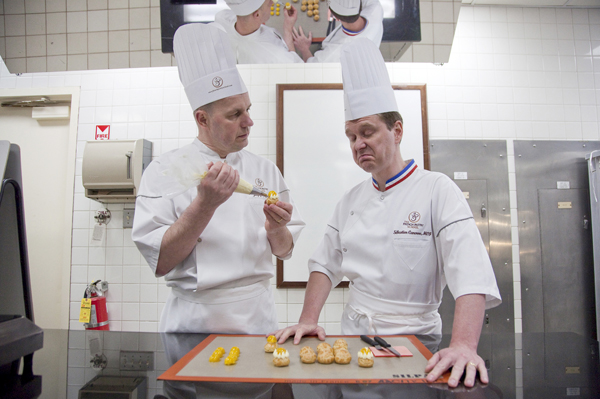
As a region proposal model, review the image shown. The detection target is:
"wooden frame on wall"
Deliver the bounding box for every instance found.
[275,83,429,288]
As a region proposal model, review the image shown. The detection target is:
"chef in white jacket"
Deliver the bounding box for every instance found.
[214,0,304,64]
[132,23,305,334]
[292,0,383,63]
[274,39,501,388]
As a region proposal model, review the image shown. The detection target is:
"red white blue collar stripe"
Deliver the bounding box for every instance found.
[342,19,368,36]
[372,160,417,191]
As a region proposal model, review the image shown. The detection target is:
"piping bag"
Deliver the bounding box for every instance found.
[154,145,268,199]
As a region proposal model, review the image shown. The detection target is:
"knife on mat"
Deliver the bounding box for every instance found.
[374,336,402,357]
[360,335,384,351]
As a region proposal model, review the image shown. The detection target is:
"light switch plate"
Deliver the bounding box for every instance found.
[123,208,135,228]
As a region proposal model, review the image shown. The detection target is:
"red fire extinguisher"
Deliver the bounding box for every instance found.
[82,280,109,331]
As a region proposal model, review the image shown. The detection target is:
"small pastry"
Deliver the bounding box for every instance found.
[334,348,352,364]
[299,346,317,363]
[358,347,374,368]
[317,342,332,353]
[314,15,319,21]
[317,350,334,364]
[266,190,279,205]
[301,5,306,11]
[307,10,313,16]
[224,355,237,365]
[285,2,291,9]
[265,335,277,353]
[273,348,290,367]
[333,338,348,352]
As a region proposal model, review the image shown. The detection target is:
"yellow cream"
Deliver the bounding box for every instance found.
[267,335,277,343]
[358,347,374,360]
[273,348,289,359]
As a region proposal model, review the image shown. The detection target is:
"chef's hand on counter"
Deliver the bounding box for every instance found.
[272,321,326,345]
[424,294,488,388]
[197,161,240,209]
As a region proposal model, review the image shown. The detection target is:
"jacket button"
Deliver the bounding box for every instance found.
[380,195,384,200]
[342,248,347,252]
[350,211,354,215]
[197,237,202,243]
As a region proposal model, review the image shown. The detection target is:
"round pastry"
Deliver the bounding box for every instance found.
[317,350,334,364]
[308,4,313,10]
[266,190,279,205]
[265,335,277,353]
[285,2,291,9]
[301,5,306,11]
[358,347,374,368]
[333,338,348,351]
[317,342,332,353]
[314,15,319,21]
[307,10,313,16]
[334,348,352,364]
[299,346,317,364]
[273,348,290,367]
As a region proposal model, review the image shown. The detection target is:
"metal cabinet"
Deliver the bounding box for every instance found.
[430,140,513,334]
[515,140,600,340]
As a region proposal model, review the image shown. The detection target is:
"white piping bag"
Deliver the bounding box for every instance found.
[154,145,267,199]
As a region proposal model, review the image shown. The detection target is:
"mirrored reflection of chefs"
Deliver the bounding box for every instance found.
[214,0,304,63]
[274,38,501,389]
[132,23,305,333]
[292,0,383,63]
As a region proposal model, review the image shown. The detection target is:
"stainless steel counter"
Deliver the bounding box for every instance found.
[24,330,600,398]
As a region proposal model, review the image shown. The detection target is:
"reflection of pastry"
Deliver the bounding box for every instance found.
[266,190,279,205]
[300,346,317,363]
[334,348,352,364]
[265,335,277,352]
[317,350,334,364]
[273,348,290,367]
[358,347,374,368]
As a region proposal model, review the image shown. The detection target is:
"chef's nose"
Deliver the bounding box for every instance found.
[242,113,254,128]
[354,136,366,150]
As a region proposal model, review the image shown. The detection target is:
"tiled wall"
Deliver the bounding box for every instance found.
[0,0,171,73]
[0,0,461,72]
[1,5,600,337]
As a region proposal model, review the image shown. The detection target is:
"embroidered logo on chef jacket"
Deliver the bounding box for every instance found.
[393,211,432,237]
[255,178,264,187]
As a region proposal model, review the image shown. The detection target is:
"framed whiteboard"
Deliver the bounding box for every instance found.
[276,84,429,288]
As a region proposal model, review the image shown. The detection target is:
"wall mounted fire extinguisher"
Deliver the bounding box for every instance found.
[79,280,109,330]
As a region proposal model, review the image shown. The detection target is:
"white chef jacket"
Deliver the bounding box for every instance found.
[308,161,501,335]
[132,139,305,333]
[307,0,383,63]
[214,10,304,64]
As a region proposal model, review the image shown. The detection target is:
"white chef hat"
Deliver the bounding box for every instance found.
[173,23,247,111]
[328,0,360,16]
[225,0,266,16]
[340,38,398,122]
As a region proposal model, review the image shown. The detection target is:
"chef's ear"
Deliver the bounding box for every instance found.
[393,120,403,145]
[194,108,210,129]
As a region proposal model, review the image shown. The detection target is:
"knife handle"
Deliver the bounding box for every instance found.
[374,336,391,348]
[360,335,378,347]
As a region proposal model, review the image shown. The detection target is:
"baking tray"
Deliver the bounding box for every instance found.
[159,334,449,384]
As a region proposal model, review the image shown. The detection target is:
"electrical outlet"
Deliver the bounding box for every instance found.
[119,351,154,371]
[123,208,135,228]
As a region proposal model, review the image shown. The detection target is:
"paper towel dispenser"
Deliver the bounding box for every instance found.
[82,139,152,203]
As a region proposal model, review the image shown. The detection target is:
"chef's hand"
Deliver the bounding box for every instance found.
[292,26,313,62]
[263,200,293,231]
[424,344,488,388]
[283,5,298,28]
[197,162,239,210]
[271,322,326,345]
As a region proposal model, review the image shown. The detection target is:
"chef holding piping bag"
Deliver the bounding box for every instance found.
[273,38,501,388]
[132,23,305,334]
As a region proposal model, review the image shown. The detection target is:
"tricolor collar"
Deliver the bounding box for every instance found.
[372,160,417,191]
[342,18,369,36]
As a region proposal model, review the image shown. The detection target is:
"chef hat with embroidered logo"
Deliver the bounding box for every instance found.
[340,38,398,121]
[173,23,247,111]
[328,0,360,16]
[224,0,266,16]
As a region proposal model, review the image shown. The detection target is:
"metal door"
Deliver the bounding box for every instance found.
[430,140,513,334]
[515,140,600,340]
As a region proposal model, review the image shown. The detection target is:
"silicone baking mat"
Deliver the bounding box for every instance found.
[159,335,449,384]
